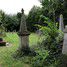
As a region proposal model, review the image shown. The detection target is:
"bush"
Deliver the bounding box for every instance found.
[56,30,64,43]
[26,18,64,67]
[36,21,64,66]
[30,48,49,67]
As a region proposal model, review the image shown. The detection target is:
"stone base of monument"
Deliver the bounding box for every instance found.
[21,47,36,56]
[13,47,36,58]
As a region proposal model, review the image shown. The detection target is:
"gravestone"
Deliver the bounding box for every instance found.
[59,14,64,32]
[18,9,30,53]
[62,26,67,54]
[36,30,42,36]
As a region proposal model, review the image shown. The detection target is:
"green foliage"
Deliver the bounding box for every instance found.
[27,20,64,67]
[0,23,6,37]
[26,6,42,32]
[0,10,20,32]
[30,48,49,67]
[40,22,58,38]
[0,10,5,21]
[39,0,67,24]
[0,33,40,67]
[36,19,64,66]
[39,0,61,22]
[3,14,19,31]
[56,30,64,43]
[57,54,67,67]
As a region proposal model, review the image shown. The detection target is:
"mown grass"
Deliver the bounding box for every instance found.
[0,32,40,67]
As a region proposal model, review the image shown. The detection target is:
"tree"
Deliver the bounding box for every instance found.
[63,0,67,25]
[26,6,42,32]
[0,10,5,22]
[2,14,19,32]
[39,0,64,22]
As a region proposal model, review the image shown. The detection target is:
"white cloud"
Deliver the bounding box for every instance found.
[0,0,41,14]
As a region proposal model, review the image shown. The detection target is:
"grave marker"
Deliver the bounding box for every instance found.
[18,9,30,53]
[59,14,64,32]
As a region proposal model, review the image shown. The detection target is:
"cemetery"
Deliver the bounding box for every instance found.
[0,0,67,67]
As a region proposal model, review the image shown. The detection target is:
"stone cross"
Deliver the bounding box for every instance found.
[59,14,64,32]
[18,8,30,52]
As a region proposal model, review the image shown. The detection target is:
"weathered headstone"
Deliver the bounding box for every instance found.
[59,14,64,32]
[18,9,30,53]
[36,30,42,36]
[62,26,67,54]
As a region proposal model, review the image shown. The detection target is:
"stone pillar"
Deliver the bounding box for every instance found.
[59,14,64,32]
[18,9,30,52]
[62,26,67,54]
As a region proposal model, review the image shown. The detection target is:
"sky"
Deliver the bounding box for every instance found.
[0,0,41,15]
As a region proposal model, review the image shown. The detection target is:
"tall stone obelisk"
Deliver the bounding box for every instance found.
[59,14,64,32]
[18,9,30,53]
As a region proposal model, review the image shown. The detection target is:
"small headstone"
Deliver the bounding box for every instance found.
[59,14,64,32]
[36,30,42,36]
[64,26,67,33]
[62,26,67,54]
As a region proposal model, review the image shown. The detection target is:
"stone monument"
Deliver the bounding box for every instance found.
[62,26,67,54]
[59,14,64,32]
[18,9,30,54]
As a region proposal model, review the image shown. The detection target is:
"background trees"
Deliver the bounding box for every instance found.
[26,6,42,32]
[26,0,67,32]
[39,0,64,21]
[0,10,20,32]
[0,0,67,32]
[40,0,67,24]
[3,14,19,32]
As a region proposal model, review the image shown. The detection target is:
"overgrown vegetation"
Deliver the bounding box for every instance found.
[0,0,67,67]
[0,33,39,67]
[0,30,64,67]
[28,19,64,67]
[0,0,67,32]
[0,12,65,67]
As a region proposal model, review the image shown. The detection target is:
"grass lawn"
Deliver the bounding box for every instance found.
[0,32,40,67]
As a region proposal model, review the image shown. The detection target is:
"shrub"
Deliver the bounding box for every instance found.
[56,30,64,43]
[37,21,64,66]
[30,48,49,67]
[30,17,64,67]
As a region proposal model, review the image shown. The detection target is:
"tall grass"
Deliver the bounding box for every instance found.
[0,32,39,67]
